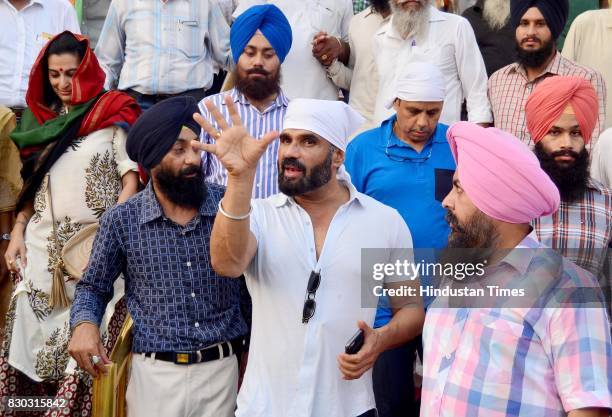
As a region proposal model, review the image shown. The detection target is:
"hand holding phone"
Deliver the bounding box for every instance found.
[345,329,365,355]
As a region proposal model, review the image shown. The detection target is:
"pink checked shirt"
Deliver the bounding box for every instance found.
[420,233,612,417]
[488,52,607,149]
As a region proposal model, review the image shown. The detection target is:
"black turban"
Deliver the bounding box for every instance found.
[510,0,569,40]
[126,96,201,170]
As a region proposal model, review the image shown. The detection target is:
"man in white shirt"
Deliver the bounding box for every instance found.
[373,0,492,126]
[234,0,353,100]
[192,98,425,417]
[95,0,231,110]
[562,7,612,129]
[327,0,391,127]
[0,0,80,115]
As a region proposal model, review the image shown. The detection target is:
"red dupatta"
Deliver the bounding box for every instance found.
[25,31,140,137]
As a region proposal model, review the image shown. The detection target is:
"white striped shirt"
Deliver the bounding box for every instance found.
[199,88,288,199]
[95,0,231,95]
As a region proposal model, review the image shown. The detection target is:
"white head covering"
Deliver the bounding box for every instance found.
[283,99,365,183]
[385,62,446,109]
[284,99,365,152]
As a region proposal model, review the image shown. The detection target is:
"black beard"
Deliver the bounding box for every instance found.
[534,143,590,203]
[278,151,333,197]
[234,67,281,101]
[515,37,555,68]
[154,164,206,209]
[370,0,390,14]
[444,209,500,266]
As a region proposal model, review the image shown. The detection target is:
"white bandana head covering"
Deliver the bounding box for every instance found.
[385,62,446,109]
[284,99,365,152]
[283,98,365,183]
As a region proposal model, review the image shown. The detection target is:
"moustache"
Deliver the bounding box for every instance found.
[550,149,580,159]
[179,166,201,177]
[521,37,541,45]
[281,158,306,172]
[247,68,270,77]
[445,210,465,233]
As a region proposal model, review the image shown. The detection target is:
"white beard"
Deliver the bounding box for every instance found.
[390,0,431,40]
[483,0,510,30]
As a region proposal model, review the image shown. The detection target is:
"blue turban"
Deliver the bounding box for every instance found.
[510,0,569,40]
[126,96,200,170]
[230,4,292,64]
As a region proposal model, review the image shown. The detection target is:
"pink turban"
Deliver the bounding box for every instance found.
[447,122,560,224]
[525,76,599,144]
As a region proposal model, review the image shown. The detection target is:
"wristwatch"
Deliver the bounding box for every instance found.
[1,233,10,241]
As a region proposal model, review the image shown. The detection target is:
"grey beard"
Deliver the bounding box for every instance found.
[390,0,431,40]
[483,0,510,30]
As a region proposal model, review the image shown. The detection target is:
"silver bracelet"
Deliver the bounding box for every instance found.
[218,199,252,221]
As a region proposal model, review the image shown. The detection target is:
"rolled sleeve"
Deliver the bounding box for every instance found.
[70,208,125,329]
[548,306,612,412]
[112,126,138,177]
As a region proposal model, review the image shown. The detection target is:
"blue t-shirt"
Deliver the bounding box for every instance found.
[345,115,456,327]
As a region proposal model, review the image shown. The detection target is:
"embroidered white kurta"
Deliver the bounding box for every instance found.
[6,126,135,381]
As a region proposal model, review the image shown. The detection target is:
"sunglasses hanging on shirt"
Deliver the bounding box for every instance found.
[302,270,321,324]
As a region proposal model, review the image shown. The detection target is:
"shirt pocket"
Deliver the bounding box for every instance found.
[174,16,203,59]
[307,1,341,36]
[467,313,530,385]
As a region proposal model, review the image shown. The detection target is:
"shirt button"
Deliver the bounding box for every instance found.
[195,322,200,328]
[257,183,261,188]
[186,262,191,267]
[191,292,196,298]
[445,353,452,360]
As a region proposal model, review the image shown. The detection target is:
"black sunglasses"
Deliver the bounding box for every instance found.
[302,270,321,324]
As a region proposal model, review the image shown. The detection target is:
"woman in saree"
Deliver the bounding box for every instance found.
[1,31,141,416]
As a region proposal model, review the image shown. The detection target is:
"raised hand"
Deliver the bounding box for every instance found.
[192,95,278,178]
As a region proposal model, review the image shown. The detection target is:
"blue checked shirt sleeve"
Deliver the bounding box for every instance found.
[94,2,126,90]
[70,209,125,329]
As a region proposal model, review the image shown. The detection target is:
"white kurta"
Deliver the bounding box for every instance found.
[373,6,492,126]
[7,126,136,381]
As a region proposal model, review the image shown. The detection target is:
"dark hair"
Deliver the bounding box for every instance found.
[42,32,86,108]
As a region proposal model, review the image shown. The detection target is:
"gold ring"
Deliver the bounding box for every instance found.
[322,54,328,60]
[8,259,13,264]
[215,132,221,139]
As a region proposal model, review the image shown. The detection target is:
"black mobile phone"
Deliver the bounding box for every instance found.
[345,329,365,355]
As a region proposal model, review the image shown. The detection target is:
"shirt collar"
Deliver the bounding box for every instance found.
[227,88,289,110]
[507,51,563,80]
[271,179,365,208]
[139,181,219,224]
[3,0,43,8]
[364,5,391,22]
[382,115,446,149]
[499,230,540,275]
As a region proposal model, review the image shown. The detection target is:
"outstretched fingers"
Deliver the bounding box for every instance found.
[190,139,217,155]
[260,130,280,149]
[193,112,220,138]
[205,98,230,131]
[224,95,244,128]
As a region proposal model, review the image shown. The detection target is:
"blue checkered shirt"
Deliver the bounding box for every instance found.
[70,182,248,352]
